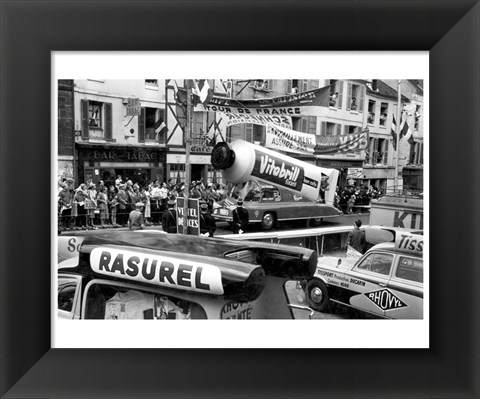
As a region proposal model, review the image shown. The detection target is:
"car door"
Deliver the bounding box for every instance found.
[385,256,424,319]
[347,252,395,317]
[58,274,83,319]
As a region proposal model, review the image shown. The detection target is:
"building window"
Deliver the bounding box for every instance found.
[140,107,167,144]
[207,165,224,186]
[370,138,388,164]
[170,164,185,184]
[347,82,364,112]
[409,142,423,165]
[328,80,344,109]
[379,103,388,126]
[321,121,341,136]
[344,125,361,135]
[145,79,158,85]
[89,101,103,128]
[367,100,376,125]
[293,116,317,134]
[81,100,112,140]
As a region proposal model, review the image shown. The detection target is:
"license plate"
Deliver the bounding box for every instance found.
[219,209,229,216]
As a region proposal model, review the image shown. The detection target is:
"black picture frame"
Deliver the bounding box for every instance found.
[1,1,479,398]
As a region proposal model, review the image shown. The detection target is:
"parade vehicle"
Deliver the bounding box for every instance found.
[305,230,424,319]
[212,180,342,231]
[57,230,318,320]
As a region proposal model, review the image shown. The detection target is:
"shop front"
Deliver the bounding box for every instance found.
[166,144,225,186]
[76,144,166,188]
[315,158,365,188]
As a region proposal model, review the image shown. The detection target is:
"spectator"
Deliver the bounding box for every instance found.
[346,219,366,254]
[350,96,357,111]
[190,181,202,199]
[161,199,177,234]
[199,202,216,237]
[85,183,98,229]
[159,182,169,215]
[150,182,162,225]
[58,183,73,230]
[73,183,88,229]
[318,174,330,203]
[115,175,123,189]
[347,193,356,214]
[128,202,145,231]
[116,183,129,226]
[329,91,338,106]
[141,186,152,225]
[107,185,118,226]
[232,198,249,234]
[96,186,109,228]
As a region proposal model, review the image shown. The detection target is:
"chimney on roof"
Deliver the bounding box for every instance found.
[372,79,378,91]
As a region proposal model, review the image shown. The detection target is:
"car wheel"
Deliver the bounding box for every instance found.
[310,217,323,227]
[261,212,276,231]
[306,279,330,312]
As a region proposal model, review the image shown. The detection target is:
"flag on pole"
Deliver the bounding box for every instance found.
[192,79,214,105]
[391,115,398,151]
[154,116,168,137]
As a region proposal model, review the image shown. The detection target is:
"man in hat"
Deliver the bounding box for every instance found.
[190,181,202,199]
[128,202,145,231]
[232,198,249,234]
[199,202,216,237]
[161,198,177,234]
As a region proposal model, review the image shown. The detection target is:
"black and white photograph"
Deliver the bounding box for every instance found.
[2,1,479,398]
[54,53,428,348]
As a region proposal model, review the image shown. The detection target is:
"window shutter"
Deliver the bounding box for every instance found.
[81,99,89,139]
[308,116,317,134]
[321,121,327,136]
[286,80,292,94]
[138,107,145,142]
[336,124,342,136]
[337,81,344,109]
[358,86,365,112]
[104,102,112,140]
[346,83,352,110]
[344,125,349,135]
[302,80,308,92]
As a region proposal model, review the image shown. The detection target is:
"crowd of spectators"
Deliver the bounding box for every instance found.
[334,184,383,214]
[58,175,228,231]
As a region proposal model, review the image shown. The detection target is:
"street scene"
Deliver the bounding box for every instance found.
[57,79,424,321]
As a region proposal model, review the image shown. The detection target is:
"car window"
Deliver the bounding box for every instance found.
[84,282,207,320]
[355,253,394,276]
[58,276,79,312]
[395,256,423,283]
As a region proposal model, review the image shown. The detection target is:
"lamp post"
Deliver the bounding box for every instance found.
[394,80,402,190]
[183,80,193,234]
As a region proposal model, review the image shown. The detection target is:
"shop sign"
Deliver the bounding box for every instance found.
[190,145,213,154]
[176,198,200,236]
[347,168,363,179]
[87,150,159,161]
[126,98,141,116]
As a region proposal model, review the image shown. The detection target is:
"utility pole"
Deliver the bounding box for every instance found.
[183,80,193,234]
[394,80,402,190]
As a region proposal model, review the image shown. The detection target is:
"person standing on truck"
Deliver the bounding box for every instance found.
[232,198,249,234]
[346,219,366,254]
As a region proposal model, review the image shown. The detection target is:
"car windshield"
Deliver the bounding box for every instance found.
[227,180,263,202]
